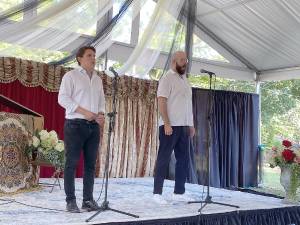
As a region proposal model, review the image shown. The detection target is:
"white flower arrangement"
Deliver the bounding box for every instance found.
[27,129,65,169]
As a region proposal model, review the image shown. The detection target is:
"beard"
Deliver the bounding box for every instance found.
[175,62,186,75]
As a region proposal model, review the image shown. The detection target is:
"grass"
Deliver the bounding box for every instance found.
[263,166,282,189]
[250,166,300,201]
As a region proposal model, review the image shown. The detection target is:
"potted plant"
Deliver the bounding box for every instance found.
[267,139,300,204]
[27,130,65,170]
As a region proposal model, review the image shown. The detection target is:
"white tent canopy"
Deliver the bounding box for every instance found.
[192,0,300,81]
[0,0,299,81]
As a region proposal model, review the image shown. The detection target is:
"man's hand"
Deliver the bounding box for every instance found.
[95,113,105,126]
[76,106,97,121]
[84,111,97,121]
[164,124,173,136]
[189,126,195,137]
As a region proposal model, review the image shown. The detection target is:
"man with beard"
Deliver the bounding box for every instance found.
[153,51,195,204]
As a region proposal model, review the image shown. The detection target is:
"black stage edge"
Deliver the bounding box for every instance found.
[92,206,300,225]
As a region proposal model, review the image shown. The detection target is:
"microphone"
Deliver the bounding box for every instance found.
[109,67,119,77]
[104,67,119,78]
[200,69,215,75]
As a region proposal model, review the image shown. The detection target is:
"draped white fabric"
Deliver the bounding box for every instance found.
[0,0,185,79]
[0,0,112,51]
[94,0,148,58]
[0,0,150,64]
[117,0,184,78]
[0,0,81,39]
[1,0,300,80]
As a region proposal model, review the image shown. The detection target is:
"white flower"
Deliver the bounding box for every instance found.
[50,137,58,147]
[48,130,58,146]
[295,149,300,158]
[290,144,299,152]
[32,136,40,148]
[49,130,58,139]
[41,138,52,150]
[39,130,49,141]
[50,135,58,146]
[265,150,275,161]
[54,141,64,152]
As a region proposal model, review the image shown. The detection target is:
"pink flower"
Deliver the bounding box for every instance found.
[272,146,277,151]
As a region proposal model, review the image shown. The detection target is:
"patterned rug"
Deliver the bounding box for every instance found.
[0,113,37,193]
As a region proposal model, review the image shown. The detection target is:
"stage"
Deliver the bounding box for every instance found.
[0,178,299,225]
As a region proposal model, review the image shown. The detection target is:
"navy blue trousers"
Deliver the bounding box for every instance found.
[153,126,190,194]
[63,119,100,203]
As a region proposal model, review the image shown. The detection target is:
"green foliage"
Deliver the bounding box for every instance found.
[0,0,22,11]
[261,80,300,147]
[188,75,256,93]
[0,0,23,21]
[193,35,228,62]
[290,164,300,196]
[0,41,69,63]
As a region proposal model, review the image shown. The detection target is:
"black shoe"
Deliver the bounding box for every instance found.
[66,200,80,213]
[82,199,100,212]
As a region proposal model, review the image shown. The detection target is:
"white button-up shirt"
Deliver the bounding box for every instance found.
[157,69,193,126]
[58,67,105,119]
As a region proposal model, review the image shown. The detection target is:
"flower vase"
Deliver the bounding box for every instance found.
[34,151,52,166]
[280,166,299,204]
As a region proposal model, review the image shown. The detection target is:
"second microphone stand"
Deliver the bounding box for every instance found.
[188,72,239,213]
[86,70,139,222]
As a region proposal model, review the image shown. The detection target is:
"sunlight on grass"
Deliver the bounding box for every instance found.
[251,166,300,200]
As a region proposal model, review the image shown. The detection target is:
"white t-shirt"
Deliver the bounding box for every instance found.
[58,67,105,119]
[157,69,193,126]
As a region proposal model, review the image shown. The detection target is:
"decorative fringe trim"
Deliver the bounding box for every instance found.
[0,57,158,104]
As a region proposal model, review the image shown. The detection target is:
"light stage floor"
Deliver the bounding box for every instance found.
[0,178,298,225]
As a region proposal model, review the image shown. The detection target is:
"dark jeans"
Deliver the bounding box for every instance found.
[64,119,100,203]
[153,126,190,194]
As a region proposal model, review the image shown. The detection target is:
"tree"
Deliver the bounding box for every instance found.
[261,81,299,147]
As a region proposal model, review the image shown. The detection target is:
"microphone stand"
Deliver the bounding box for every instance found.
[86,70,139,222]
[188,72,239,213]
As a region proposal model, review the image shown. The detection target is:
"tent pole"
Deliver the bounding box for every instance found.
[255,77,263,186]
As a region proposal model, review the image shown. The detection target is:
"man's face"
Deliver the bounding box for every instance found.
[78,49,96,70]
[175,56,188,75]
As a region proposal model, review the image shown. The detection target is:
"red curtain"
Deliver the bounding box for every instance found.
[0,80,84,177]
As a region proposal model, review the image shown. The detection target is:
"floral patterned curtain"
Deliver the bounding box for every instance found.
[0,57,159,178]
